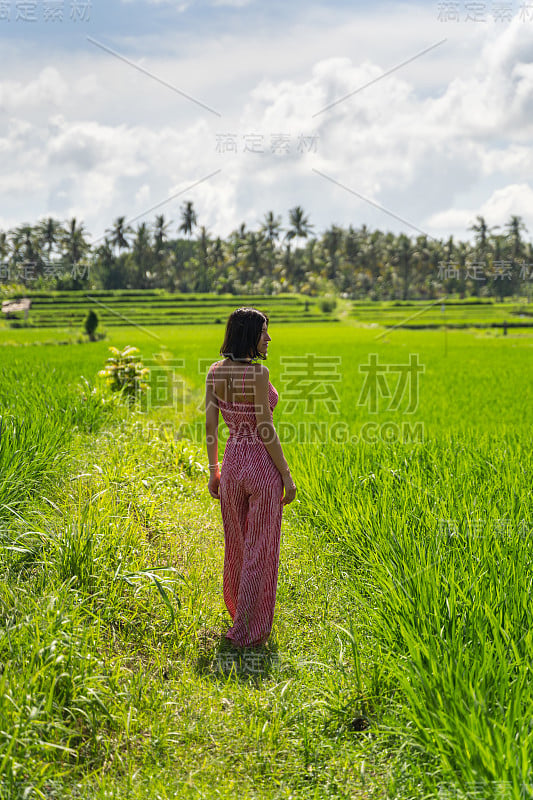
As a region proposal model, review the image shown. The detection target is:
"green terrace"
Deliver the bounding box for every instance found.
[349,299,533,329]
[0,292,337,329]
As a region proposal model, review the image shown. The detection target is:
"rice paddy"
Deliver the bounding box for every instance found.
[0,301,531,799]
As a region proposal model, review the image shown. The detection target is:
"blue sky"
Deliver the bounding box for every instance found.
[1,0,533,246]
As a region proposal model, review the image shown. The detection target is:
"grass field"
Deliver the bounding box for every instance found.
[0,308,532,799]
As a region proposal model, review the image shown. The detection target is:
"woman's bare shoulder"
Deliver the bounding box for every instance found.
[252,362,269,380]
[206,360,222,379]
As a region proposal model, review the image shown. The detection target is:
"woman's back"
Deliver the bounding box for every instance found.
[210,360,278,439]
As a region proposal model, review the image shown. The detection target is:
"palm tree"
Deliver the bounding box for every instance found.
[154,214,170,255]
[469,215,492,252]
[260,211,282,277]
[412,234,431,298]
[8,230,23,281]
[504,215,528,300]
[94,237,119,290]
[152,214,171,288]
[343,225,359,267]
[106,216,133,256]
[228,223,247,272]
[12,224,42,283]
[322,225,343,281]
[468,215,498,297]
[196,225,210,292]
[243,232,262,288]
[488,232,506,301]
[61,218,90,288]
[179,201,197,239]
[286,206,314,248]
[284,206,314,284]
[38,217,63,268]
[211,237,225,271]
[132,222,153,289]
[394,233,414,301]
[524,241,533,304]
[0,231,8,263]
[301,238,320,295]
[358,226,379,295]
[62,218,89,263]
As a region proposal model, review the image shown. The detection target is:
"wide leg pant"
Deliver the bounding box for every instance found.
[219,437,284,647]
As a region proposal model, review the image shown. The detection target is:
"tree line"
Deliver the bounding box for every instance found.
[1,202,531,301]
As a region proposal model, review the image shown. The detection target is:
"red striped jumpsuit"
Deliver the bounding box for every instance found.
[210,361,284,648]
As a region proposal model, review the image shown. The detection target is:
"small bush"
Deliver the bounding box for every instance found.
[97,346,149,406]
[84,309,98,341]
[319,298,337,313]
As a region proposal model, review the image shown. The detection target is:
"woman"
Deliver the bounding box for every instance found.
[205,307,297,648]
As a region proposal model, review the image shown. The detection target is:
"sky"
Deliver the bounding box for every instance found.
[1,0,533,246]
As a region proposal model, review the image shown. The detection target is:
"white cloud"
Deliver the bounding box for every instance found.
[1,5,533,244]
[428,184,533,233]
[0,67,68,113]
[480,183,533,226]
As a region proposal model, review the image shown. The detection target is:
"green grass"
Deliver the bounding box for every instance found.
[1,315,532,798]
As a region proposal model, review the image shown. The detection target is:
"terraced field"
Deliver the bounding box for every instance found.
[1,291,333,329]
[350,298,533,329]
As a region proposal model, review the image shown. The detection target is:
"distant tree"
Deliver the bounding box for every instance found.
[284,206,313,284]
[211,237,225,270]
[0,231,8,263]
[61,218,90,289]
[93,237,123,290]
[106,216,133,256]
[154,214,170,253]
[260,211,282,277]
[228,224,247,274]
[412,234,432,299]
[179,201,197,239]
[505,215,528,300]
[468,215,498,298]
[131,222,153,289]
[322,225,343,281]
[394,233,414,301]
[243,232,262,287]
[38,217,64,266]
[196,225,210,292]
[286,206,314,248]
[11,224,42,282]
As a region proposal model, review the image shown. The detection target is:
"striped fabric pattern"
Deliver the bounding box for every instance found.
[211,362,284,647]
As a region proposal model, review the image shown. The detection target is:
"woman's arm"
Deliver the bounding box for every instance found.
[205,369,220,496]
[253,365,292,478]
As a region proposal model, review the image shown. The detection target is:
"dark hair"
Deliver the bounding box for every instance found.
[220,307,269,361]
